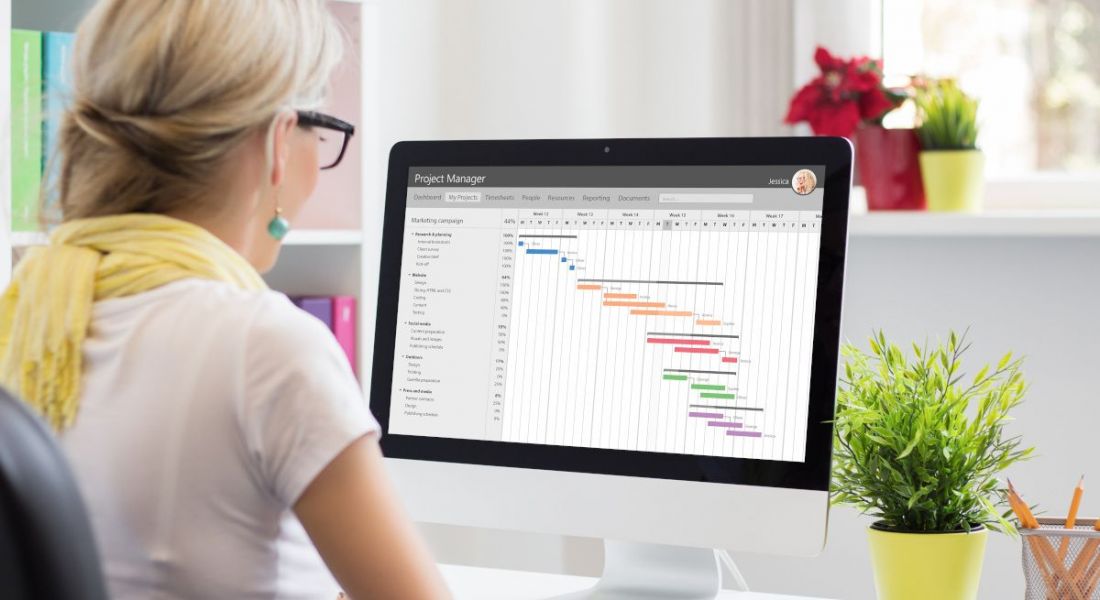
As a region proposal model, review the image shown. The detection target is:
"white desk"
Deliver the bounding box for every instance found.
[439,564,834,599]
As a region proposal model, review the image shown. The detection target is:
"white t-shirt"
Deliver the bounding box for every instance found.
[61,278,379,600]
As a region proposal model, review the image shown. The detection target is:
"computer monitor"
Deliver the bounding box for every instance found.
[371,138,852,599]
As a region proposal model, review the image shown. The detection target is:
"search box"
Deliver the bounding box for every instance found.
[659,193,753,204]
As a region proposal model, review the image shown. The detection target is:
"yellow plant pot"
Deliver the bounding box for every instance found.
[867,524,987,600]
[918,150,985,212]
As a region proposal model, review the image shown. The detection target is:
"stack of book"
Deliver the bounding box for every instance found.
[10,29,75,232]
[291,296,357,377]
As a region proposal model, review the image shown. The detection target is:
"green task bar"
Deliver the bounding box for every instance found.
[691,384,725,391]
[700,392,736,400]
[663,374,689,381]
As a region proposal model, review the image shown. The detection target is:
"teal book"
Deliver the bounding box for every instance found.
[42,31,75,223]
[11,30,43,232]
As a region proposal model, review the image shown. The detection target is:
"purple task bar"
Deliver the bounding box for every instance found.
[706,421,743,429]
[688,411,724,419]
[726,430,763,438]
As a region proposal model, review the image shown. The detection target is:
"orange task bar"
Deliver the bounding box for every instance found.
[604,301,666,308]
[696,319,721,326]
[630,309,694,317]
[577,284,602,291]
[604,293,637,300]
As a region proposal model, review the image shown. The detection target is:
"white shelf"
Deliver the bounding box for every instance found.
[849,211,1100,237]
[282,229,363,246]
[11,231,47,246]
[9,229,364,247]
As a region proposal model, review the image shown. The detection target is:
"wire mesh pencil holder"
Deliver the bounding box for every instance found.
[1022,517,1100,600]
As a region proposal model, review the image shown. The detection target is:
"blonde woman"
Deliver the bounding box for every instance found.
[0,0,449,598]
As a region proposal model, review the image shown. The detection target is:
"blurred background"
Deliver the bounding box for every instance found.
[8,1,1100,598]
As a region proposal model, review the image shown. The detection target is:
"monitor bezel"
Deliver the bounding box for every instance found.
[370,137,851,492]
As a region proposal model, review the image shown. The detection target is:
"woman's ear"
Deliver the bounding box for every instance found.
[269,111,298,187]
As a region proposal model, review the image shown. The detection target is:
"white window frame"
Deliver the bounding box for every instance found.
[798,0,1100,212]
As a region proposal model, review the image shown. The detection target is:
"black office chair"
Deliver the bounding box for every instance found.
[0,387,109,600]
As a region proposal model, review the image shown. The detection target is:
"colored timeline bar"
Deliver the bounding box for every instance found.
[578,278,723,286]
[662,374,689,381]
[604,293,637,299]
[691,384,725,391]
[675,347,719,354]
[688,411,724,419]
[696,319,722,326]
[706,421,743,429]
[577,284,602,290]
[648,338,709,346]
[632,309,694,317]
[722,357,739,364]
[665,369,736,375]
[525,248,559,255]
[700,392,736,399]
[605,301,666,308]
[727,430,763,438]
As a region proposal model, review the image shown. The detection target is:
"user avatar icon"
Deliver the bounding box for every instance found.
[792,169,817,195]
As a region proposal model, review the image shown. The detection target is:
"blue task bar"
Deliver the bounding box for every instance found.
[526,249,559,255]
[517,241,524,246]
[569,265,575,270]
[561,257,567,262]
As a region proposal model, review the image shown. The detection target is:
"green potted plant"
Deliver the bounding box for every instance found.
[915,80,984,212]
[833,331,1034,600]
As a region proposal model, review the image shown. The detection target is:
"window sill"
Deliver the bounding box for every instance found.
[847,184,1100,237]
[849,210,1100,237]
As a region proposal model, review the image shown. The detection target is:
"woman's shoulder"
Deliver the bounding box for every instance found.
[172,279,335,351]
[100,278,332,353]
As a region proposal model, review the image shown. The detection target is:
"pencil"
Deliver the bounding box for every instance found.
[1007,485,1061,595]
[1070,518,1100,596]
[1009,481,1086,600]
[1060,476,1085,562]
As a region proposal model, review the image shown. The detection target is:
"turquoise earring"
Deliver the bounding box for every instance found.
[267,205,290,241]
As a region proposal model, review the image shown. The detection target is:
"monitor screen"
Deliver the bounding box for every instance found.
[389,165,824,463]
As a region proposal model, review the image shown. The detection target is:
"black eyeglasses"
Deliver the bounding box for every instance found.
[296,110,356,170]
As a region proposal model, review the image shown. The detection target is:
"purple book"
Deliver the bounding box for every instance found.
[296,297,333,331]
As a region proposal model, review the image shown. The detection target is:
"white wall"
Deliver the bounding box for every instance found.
[731,235,1100,599]
[379,0,797,144]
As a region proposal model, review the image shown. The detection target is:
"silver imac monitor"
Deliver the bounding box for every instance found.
[370,138,852,599]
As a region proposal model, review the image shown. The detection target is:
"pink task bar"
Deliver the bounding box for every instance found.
[722,357,739,363]
[706,421,744,428]
[727,430,763,438]
[647,338,710,345]
[674,347,720,354]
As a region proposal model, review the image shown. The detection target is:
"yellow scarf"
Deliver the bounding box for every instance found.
[0,213,267,430]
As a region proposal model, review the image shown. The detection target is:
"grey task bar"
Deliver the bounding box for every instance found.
[408,166,825,189]
[518,234,578,239]
[649,332,739,339]
[578,278,723,286]
[688,405,763,412]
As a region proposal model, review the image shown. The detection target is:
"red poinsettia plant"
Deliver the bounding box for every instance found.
[785,47,905,138]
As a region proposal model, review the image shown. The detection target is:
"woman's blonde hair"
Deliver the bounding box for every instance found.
[56,0,344,220]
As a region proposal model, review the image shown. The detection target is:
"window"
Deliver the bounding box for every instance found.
[882,0,1100,177]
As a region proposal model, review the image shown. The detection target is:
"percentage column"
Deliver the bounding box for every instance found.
[485,208,518,440]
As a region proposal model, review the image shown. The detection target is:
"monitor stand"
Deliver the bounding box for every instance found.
[548,540,737,600]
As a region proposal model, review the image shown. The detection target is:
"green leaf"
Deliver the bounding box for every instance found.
[831,330,1033,533]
